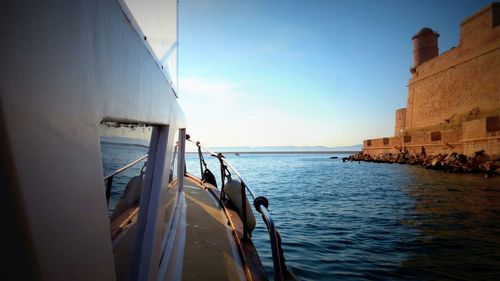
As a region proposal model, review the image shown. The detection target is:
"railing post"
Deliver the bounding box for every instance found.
[106,176,113,206]
[218,154,226,204]
[241,181,248,239]
[197,143,204,181]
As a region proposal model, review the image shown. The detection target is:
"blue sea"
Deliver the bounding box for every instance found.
[103,145,500,281]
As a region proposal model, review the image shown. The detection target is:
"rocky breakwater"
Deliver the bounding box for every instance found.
[345,150,500,177]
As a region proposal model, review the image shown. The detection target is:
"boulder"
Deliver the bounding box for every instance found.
[344,150,497,176]
[479,161,496,172]
[456,154,467,164]
[444,152,457,162]
[471,150,490,164]
[430,157,442,169]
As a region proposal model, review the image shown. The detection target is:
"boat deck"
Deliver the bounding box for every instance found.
[112,176,253,281]
[181,177,246,281]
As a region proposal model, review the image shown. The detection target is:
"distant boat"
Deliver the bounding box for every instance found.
[330,156,339,159]
[235,152,240,156]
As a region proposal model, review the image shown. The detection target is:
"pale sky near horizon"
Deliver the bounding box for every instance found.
[178,0,492,147]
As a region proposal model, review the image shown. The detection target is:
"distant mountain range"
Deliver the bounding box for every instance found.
[100,136,362,153]
[207,145,362,153]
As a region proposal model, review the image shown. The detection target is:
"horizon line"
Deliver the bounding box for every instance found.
[185,150,360,154]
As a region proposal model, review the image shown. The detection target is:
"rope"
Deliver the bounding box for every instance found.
[217,153,231,205]
[197,142,208,169]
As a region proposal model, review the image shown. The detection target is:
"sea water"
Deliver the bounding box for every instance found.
[188,153,500,281]
[101,143,149,212]
[104,146,500,281]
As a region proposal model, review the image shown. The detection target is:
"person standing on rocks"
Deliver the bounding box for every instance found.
[420,146,426,159]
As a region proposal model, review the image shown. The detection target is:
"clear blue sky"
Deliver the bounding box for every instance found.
[178,0,492,147]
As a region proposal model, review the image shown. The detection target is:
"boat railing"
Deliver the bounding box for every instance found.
[186,135,287,281]
[104,154,148,206]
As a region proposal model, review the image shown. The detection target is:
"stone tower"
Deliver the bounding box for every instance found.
[410,27,439,73]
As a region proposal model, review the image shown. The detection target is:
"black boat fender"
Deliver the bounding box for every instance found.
[203,168,218,188]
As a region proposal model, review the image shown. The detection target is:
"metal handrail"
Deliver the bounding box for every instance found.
[104,154,148,181]
[186,135,286,281]
[104,154,148,205]
[256,199,285,281]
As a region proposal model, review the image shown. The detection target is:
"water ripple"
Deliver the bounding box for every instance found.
[185,154,500,280]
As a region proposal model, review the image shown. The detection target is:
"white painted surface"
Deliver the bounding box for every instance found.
[118,0,179,93]
[139,126,173,281]
[131,127,161,281]
[0,0,185,280]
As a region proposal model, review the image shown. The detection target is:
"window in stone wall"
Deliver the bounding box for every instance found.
[493,7,500,27]
[430,131,441,141]
[383,138,389,145]
[486,116,499,132]
[404,135,412,143]
[367,140,372,146]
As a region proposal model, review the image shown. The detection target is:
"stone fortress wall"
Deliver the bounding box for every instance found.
[363,3,500,157]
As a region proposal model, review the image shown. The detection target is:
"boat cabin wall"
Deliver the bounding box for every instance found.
[0,0,184,280]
